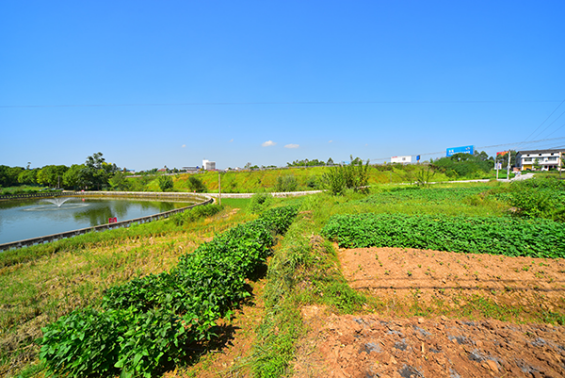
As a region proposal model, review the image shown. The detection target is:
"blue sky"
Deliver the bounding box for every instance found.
[1,0,564,170]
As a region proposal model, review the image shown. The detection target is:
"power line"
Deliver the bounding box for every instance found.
[519,99,565,145]
[368,136,565,162]
[545,121,565,138]
[0,100,562,109]
[529,109,565,141]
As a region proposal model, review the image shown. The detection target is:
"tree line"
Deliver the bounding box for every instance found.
[0,153,120,190]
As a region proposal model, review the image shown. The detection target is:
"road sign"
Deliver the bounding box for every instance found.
[446,145,474,157]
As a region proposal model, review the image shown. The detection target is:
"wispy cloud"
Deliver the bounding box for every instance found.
[284,144,299,149]
[328,140,333,143]
[229,139,234,143]
[181,144,186,148]
[262,140,276,147]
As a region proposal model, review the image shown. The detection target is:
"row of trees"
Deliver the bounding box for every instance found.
[0,153,120,190]
[431,150,494,178]
[287,158,335,167]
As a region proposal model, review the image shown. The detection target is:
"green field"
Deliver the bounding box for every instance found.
[2,177,564,377]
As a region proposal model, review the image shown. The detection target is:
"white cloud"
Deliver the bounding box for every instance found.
[262,140,276,147]
[181,144,186,148]
[229,139,234,143]
[284,144,299,149]
[328,140,333,143]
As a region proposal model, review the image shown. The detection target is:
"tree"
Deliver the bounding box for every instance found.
[0,165,25,187]
[327,157,334,166]
[187,175,207,192]
[497,150,517,167]
[63,164,87,189]
[83,152,116,190]
[108,171,130,191]
[474,150,491,161]
[17,169,37,185]
[533,158,541,171]
[37,165,68,188]
[432,153,493,178]
[158,175,174,192]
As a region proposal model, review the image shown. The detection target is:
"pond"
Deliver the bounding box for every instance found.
[0,197,195,245]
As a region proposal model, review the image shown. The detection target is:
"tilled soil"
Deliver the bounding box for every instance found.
[293,247,565,377]
[339,247,565,318]
[294,308,565,378]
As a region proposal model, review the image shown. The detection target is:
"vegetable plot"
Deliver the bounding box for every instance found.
[40,206,299,378]
[322,213,565,258]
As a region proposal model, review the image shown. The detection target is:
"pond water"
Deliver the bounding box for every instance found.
[0,197,195,245]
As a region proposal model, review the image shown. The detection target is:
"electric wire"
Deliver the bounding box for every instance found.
[0,100,561,108]
[518,98,565,146]
[367,136,565,162]
[528,109,565,142]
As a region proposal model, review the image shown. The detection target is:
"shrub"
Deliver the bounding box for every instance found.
[274,175,298,192]
[249,192,273,213]
[186,175,207,193]
[321,157,370,195]
[158,176,174,192]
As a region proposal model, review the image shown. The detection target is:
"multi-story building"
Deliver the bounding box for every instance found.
[516,149,564,171]
[202,160,216,170]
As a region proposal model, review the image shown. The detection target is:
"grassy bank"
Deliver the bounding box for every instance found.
[135,165,461,193]
[0,204,252,377]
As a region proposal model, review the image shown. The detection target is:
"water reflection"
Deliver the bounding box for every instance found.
[0,197,195,244]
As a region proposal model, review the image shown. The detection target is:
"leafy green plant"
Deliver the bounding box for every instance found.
[40,206,299,378]
[321,156,370,195]
[415,166,435,187]
[321,165,347,195]
[322,213,565,258]
[249,192,273,213]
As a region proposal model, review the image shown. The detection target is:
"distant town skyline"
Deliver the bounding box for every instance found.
[1,1,564,171]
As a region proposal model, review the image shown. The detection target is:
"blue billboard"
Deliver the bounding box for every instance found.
[446,145,474,157]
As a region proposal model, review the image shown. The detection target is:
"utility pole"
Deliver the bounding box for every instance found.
[507,152,511,180]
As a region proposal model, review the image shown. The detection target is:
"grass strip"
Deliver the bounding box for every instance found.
[252,207,366,377]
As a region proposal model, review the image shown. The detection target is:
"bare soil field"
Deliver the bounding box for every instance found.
[294,308,565,378]
[340,247,565,320]
[292,247,565,378]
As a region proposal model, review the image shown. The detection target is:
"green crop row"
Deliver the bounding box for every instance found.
[321,213,565,258]
[358,186,488,204]
[39,206,299,378]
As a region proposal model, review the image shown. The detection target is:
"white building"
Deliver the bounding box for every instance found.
[202,160,216,170]
[391,155,412,164]
[516,149,564,171]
